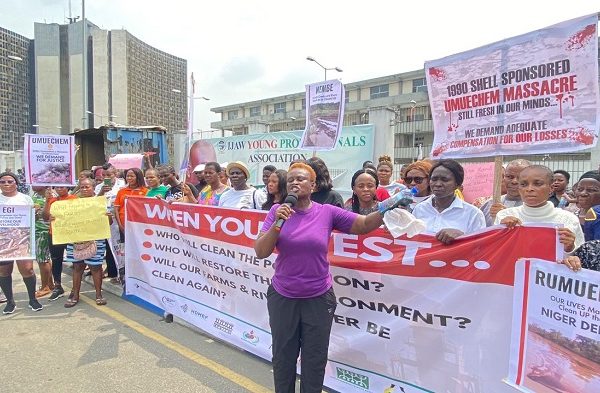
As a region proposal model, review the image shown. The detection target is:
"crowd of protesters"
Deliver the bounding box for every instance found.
[1,154,599,392]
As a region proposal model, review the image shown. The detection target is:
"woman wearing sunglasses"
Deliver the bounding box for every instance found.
[402,160,433,212]
[0,172,44,314]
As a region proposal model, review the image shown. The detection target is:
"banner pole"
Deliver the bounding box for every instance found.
[492,156,503,203]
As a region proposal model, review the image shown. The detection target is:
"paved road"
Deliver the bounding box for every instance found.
[1,272,297,393]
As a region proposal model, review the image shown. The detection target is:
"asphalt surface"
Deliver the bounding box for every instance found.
[0,267,294,393]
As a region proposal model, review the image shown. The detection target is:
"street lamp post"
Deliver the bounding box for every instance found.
[306,56,343,81]
[86,111,117,126]
[410,100,417,161]
[32,125,62,136]
[172,88,209,130]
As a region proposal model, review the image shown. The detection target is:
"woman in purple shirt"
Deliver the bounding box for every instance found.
[255,162,390,393]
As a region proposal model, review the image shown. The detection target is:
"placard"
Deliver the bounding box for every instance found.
[24,134,76,186]
[50,196,110,244]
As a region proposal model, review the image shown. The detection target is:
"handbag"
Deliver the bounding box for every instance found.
[73,241,97,260]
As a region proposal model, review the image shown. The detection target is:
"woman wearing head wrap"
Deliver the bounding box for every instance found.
[401,160,433,211]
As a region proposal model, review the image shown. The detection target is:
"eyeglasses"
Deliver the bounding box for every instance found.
[404,176,427,184]
[0,180,16,185]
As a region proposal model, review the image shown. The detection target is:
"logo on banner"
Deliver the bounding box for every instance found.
[214,318,233,334]
[336,367,370,390]
[217,140,226,152]
[191,308,208,320]
[242,330,259,345]
[180,303,189,313]
[161,296,178,310]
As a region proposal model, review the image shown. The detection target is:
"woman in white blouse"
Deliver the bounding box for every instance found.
[412,160,486,244]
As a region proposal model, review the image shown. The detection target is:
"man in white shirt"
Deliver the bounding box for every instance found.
[480,159,531,226]
[218,161,266,209]
[94,166,125,208]
[94,165,124,281]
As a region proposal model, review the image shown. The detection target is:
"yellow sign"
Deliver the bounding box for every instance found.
[50,196,110,244]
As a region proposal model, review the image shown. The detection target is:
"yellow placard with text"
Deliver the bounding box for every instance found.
[50,196,110,244]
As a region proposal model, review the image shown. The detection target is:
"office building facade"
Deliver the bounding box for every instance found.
[34,20,187,158]
[0,26,35,151]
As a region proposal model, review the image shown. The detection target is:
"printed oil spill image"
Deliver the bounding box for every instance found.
[0,227,31,259]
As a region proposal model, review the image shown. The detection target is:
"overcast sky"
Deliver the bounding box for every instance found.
[1,1,598,130]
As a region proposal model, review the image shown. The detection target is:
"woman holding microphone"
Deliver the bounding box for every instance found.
[254,162,401,393]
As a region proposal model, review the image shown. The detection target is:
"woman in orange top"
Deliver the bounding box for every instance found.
[114,168,148,237]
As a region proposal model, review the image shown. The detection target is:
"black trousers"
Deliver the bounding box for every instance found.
[267,285,336,393]
[49,235,66,284]
[104,239,118,278]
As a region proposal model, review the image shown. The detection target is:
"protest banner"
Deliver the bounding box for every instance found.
[0,205,35,261]
[425,14,599,159]
[24,134,76,186]
[461,162,496,204]
[50,196,110,244]
[506,259,600,392]
[300,79,345,151]
[108,154,144,169]
[125,197,560,392]
[187,125,373,198]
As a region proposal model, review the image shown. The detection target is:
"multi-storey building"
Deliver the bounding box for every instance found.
[211,66,598,180]
[0,26,35,151]
[34,20,186,158]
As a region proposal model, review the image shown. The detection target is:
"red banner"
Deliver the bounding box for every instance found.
[127,197,558,286]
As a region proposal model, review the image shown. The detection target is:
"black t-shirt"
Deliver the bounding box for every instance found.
[310,189,344,208]
[165,182,199,201]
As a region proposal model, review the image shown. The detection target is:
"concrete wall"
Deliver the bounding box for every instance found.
[34,23,61,135]
[67,22,84,132]
[367,107,396,163]
[110,30,128,124]
[91,29,110,127]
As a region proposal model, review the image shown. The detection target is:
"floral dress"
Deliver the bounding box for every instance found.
[31,192,50,264]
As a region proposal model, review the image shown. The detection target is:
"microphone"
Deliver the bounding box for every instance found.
[275,193,298,231]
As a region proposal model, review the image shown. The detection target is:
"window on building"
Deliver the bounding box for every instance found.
[345,90,350,104]
[370,84,389,99]
[412,78,427,93]
[301,99,306,110]
[227,110,238,120]
[249,106,261,117]
[274,102,286,114]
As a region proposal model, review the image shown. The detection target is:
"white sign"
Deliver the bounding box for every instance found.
[24,134,76,186]
[425,14,599,159]
[507,259,600,392]
[301,79,346,151]
[0,205,35,261]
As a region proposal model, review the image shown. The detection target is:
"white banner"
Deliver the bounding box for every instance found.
[125,198,567,392]
[0,205,35,261]
[425,14,599,159]
[24,133,76,186]
[301,79,345,151]
[187,126,374,199]
[507,259,600,392]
